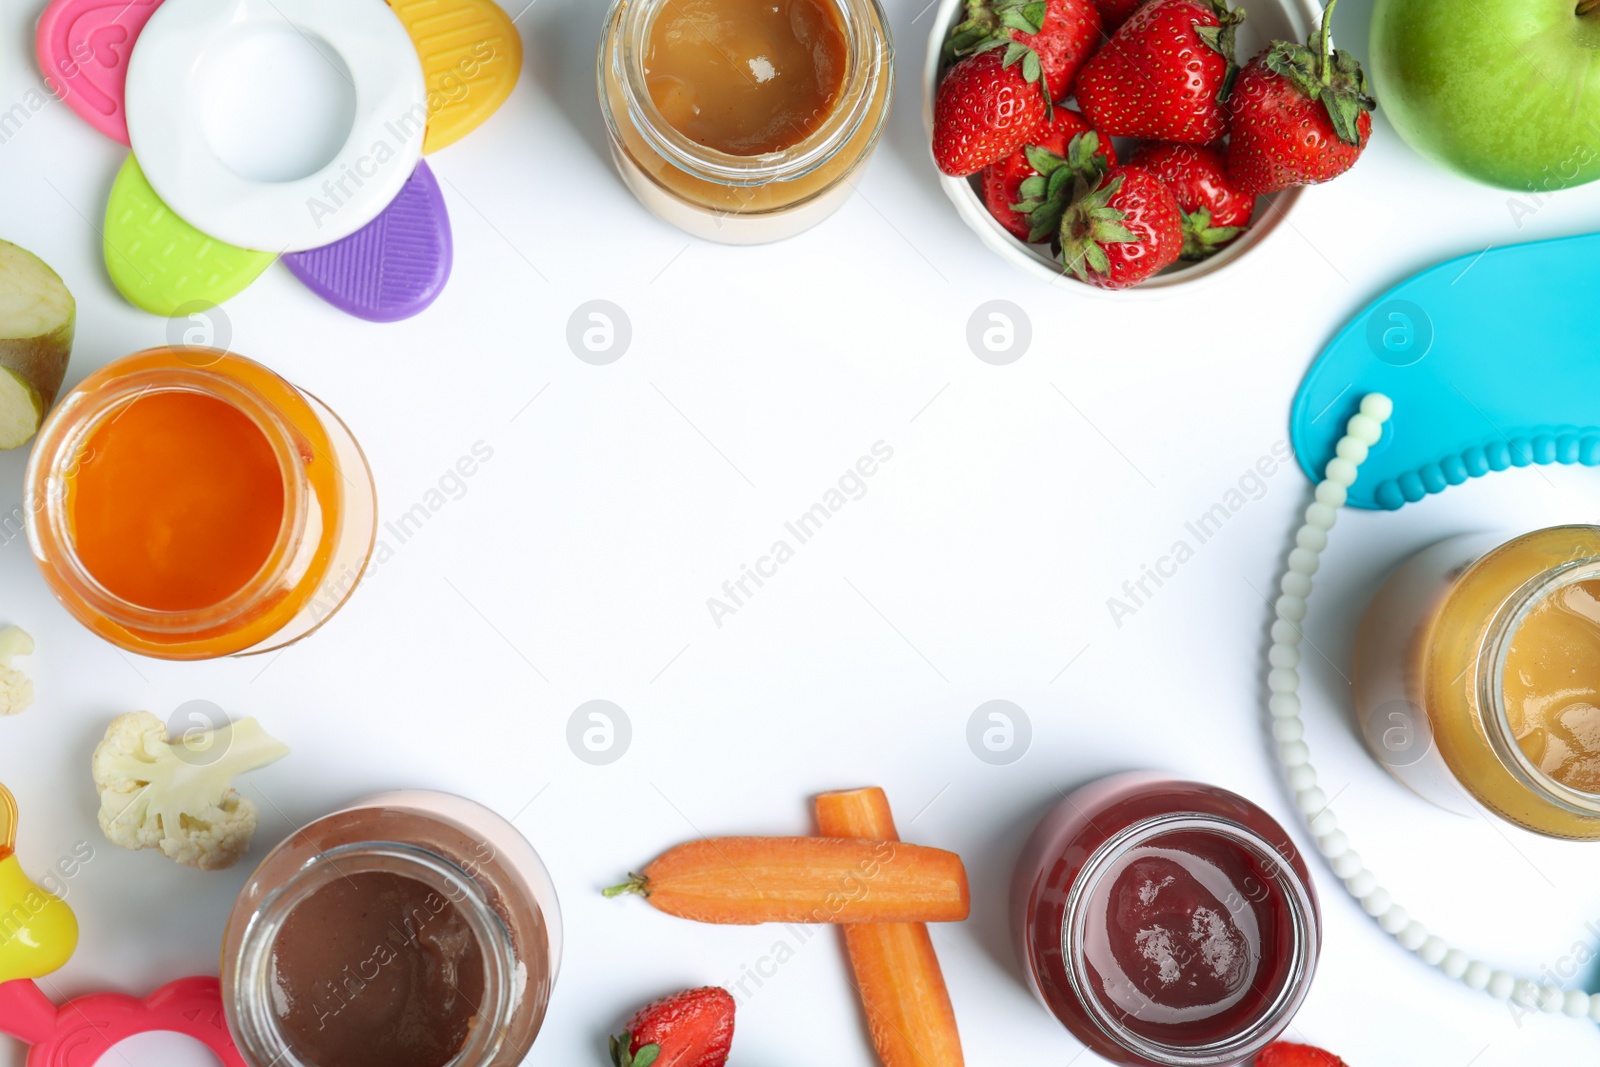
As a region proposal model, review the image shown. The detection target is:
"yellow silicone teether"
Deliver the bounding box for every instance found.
[0,784,80,984]
[388,0,523,154]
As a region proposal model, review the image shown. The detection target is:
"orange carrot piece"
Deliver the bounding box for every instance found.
[605,836,970,925]
[816,788,965,1067]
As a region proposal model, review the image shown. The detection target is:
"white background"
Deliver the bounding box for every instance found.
[3,0,1600,1064]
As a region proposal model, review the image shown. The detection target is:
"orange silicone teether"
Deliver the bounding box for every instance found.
[0,785,15,859]
[388,0,523,153]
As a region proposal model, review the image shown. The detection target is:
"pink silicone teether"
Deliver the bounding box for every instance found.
[0,978,247,1067]
[37,0,166,145]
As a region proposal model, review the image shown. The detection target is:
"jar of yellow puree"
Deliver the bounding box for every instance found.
[1354,526,1600,839]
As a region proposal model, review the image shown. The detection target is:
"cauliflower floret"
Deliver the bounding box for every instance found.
[0,626,34,717]
[91,711,290,871]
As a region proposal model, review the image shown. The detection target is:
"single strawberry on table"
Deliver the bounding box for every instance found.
[983,108,1117,241]
[1128,140,1254,259]
[1056,164,1183,288]
[1075,0,1245,144]
[934,48,1051,176]
[1255,1040,1349,1067]
[945,0,1102,103]
[610,987,735,1067]
[1225,0,1374,195]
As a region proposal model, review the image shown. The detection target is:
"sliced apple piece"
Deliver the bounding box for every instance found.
[0,239,74,450]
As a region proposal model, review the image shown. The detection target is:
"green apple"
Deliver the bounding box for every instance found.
[1371,0,1600,191]
[0,240,73,450]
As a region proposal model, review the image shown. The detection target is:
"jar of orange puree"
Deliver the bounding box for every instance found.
[1354,526,1600,839]
[25,347,375,660]
[598,0,893,243]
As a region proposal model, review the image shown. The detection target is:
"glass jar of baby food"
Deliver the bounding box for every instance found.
[222,791,562,1067]
[1012,772,1320,1067]
[597,0,893,243]
[1353,526,1600,839]
[24,347,375,660]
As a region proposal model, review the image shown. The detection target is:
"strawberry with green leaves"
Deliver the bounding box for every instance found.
[1129,140,1254,259]
[1256,1041,1350,1067]
[946,0,1102,102]
[1075,0,1245,143]
[610,988,735,1067]
[1057,165,1183,288]
[1226,0,1374,194]
[984,108,1117,241]
[934,49,1051,176]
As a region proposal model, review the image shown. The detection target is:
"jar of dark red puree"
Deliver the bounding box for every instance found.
[221,791,561,1067]
[1011,773,1319,1067]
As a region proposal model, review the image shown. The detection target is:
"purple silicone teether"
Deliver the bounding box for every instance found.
[283,161,452,323]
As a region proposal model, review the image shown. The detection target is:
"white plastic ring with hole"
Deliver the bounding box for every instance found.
[125,0,427,253]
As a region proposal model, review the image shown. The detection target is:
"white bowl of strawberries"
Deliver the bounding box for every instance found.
[926,0,1373,292]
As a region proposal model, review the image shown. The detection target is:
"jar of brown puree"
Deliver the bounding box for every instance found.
[221,792,561,1067]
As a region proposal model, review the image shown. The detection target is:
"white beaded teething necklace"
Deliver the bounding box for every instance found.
[1267,392,1600,1022]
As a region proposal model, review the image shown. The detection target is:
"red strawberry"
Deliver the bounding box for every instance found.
[1256,1041,1349,1067]
[1057,165,1182,288]
[934,49,1051,176]
[1075,0,1244,144]
[983,108,1117,241]
[1225,0,1374,194]
[1128,140,1254,259]
[610,988,735,1067]
[1093,0,1147,30]
[946,0,1102,102]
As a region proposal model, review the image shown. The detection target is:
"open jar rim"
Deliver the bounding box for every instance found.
[24,356,310,637]
[1061,812,1320,1067]
[1481,549,1600,818]
[607,0,892,187]
[228,841,519,1067]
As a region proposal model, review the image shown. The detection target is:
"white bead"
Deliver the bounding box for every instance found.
[1307,808,1338,835]
[1305,502,1338,530]
[1361,393,1394,421]
[1487,971,1515,1001]
[1540,985,1565,1014]
[1288,548,1321,575]
[1269,668,1300,693]
[1362,888,1393,916]
[1315,481,1348,508]
[1278,741,1310,768]
[1588,995,1600,1023]
[1399,920,1427,950]
[1316,830,1347,859]
[1565,989,1591,1018]
[1462,959,1489,988]
[1325,458,1358,487]
[1269,692,1301,718]
[1269,644,1300,669]
[1296,526,1328,552]
[1273,718,1305,743]
[1296,786,1327,814]
[1347,413,1383,446]
[1281,572,1313,599]
[1271,619,1304,645]
[1419,936,1447,966]
[1379,905,1409,934]
[1286,764,1317,791]
[1335,437,1369,464]
[1275,595,1307,622]
[1509,978,1537,1006]
[1345,869,1376,897]
[1330,849,1362,878]
[1445,952,1473,982]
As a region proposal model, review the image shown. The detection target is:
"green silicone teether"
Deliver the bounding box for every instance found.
[102,155,276,316]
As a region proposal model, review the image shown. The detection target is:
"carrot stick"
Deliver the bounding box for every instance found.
[604,836,970,925]
[816,788,965,1067]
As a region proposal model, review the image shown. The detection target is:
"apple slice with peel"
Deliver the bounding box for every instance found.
[0,240,74,450]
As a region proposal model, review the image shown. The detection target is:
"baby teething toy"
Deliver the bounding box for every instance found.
[1274,237,1600,1021]
[38,0,522,322]
[0,784,247,1067]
